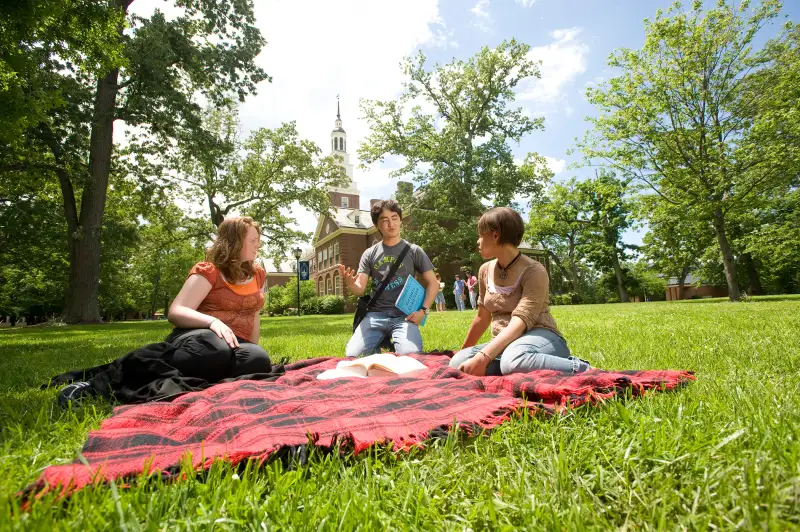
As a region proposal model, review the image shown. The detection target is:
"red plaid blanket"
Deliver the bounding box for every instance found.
[29,353,693,499]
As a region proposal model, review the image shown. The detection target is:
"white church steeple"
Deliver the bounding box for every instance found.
[330,95,354,183]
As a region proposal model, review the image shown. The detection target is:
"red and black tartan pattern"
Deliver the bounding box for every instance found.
[30,353,694,499]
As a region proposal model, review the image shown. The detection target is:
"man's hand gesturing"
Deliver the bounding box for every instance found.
[338,264,358,287]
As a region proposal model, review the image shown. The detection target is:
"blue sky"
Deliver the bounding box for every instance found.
[130,0,798,251]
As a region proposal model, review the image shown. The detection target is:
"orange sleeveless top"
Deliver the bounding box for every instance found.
[188,262,265,342]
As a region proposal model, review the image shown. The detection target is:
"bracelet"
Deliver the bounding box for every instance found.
[208,317,220,328]
[476,350,492,363]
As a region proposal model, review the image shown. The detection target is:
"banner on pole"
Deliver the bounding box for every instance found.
[298,261,310,281]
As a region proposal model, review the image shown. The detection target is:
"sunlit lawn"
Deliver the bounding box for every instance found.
[1,296,798,529]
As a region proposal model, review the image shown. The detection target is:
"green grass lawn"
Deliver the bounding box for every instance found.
[1,298,799,530]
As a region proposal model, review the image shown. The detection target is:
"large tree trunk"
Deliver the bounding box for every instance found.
[545,249,571,292]
[610,246,630,302]
[712,207,741,301]
[150,272,161,317]
[741,252,763,295]
[568,235,580,290]
[63,69,120,323]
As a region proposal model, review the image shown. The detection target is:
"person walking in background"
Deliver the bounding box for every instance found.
[435,273,446,312]
[466,271,478,310]
[453,274,466,311]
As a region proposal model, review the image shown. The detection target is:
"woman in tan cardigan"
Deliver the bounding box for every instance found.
[450,207,590,376]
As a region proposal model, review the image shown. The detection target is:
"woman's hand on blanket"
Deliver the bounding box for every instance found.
[210,319,240,348]
[458,356,488,377]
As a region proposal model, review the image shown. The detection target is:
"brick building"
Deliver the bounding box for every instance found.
[665,273,728,300]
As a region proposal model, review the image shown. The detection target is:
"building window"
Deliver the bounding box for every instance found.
[322,248,327,269]
[341,196,348,208]
[354,213,360,224]
[334,273,341,296]
[343,139,346,152]
[334,242,340,264]
[318,280,324,296]
[328,246,333,268]
[326,276,332,294]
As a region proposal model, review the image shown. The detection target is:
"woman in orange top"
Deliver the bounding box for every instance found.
[56,216,271,404]
[164,216,271,379]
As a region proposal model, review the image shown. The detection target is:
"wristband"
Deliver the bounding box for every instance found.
[208,317,220,328]
[476,350,492,363]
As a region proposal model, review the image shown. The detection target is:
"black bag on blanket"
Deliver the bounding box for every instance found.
[44,342,289,404]
[352,243,410,332]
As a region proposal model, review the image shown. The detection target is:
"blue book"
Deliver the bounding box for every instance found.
[395,276,428,326]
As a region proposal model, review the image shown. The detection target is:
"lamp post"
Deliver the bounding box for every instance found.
[293,247,302,317]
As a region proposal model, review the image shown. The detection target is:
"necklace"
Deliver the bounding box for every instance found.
[496,251,522,280]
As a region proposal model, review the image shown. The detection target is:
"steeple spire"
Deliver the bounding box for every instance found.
[337,94,341,119]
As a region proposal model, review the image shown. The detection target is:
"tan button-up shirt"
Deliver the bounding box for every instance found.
[478,254,561,338]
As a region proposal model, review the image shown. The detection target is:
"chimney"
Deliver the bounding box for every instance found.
[396,181,413,196]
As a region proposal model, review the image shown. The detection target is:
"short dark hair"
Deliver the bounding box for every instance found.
[477,207,525,247]
[370,199,402,226]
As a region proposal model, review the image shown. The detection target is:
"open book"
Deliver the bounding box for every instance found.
[317,353,428,380]
[395,275,427,326]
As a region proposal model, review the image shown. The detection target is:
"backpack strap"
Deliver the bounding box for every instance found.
[367,243,411,310]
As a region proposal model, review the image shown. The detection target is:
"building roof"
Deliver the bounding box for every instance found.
[666,273,702,286]
[519,241,545,251]
[261,248,313,274]
[332,208,374,230]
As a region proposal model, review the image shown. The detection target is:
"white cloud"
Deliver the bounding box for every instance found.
[514,0,536,7]
[470,0,492,33]
[471,0,490,18]
[517,27,589,111]
[429,22,460,49]
[543,156,566,175]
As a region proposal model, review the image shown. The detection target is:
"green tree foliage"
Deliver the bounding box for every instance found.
[155,107,347,260]
[527,180,590,294]
[0,0,124,142]
[741,187,800,293]
[0,174,69,323]
[265,279,318,315]
[359,40,553,268]
[527,172,634,303]
[0,0,268,323]
[580,0,800,301]
[574,172,636,303]
[637,195,711,299]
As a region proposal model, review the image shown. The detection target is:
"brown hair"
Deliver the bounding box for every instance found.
[206,216,260,282]
[370,199,403,227]
[477,207,525,247]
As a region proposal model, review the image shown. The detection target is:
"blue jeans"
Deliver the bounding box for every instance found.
[345,311,424,358]
[454,293,465,311]
[435,292,445,305]
[449,328,589,375]
[469,291,477,309]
